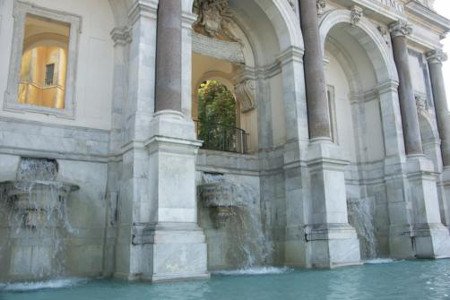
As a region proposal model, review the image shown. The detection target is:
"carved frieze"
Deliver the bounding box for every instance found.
[389,21,412,38]
[193,0,237,42]
[235,79,256,113]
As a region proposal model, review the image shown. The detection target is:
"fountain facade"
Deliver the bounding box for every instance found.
[0,0,450,284]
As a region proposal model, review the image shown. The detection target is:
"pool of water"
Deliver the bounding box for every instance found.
[1,259,450,300]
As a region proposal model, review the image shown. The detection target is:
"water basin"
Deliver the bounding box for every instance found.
[2,259,450,300]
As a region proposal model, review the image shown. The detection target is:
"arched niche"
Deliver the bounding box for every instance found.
[320,9,399,259]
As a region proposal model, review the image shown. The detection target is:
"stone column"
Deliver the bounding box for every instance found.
[143,0,209,282]
[389,21,423,155]
[389,23,450,259]
[155,0,182,112]
[427,49,450,229]
[299,1,360,268]
[427,50,450,166]
[299,0,331,139]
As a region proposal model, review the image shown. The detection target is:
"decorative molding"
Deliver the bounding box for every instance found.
[426,49,448,65]
[127,0,158,25]
[317,0,327,15]
[389,20,412,38]
[350,6,363,26]
[110,26,132,47]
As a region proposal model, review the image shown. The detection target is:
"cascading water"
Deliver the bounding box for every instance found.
[347,197,377,260]
[0,158,79,282]
[198,173,272,270]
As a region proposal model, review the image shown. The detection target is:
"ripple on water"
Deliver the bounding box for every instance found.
[213,266,294,276]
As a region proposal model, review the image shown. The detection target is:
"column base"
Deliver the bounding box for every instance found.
[150,223,209,282]
[306,224,361,268]
[406,156,450,258]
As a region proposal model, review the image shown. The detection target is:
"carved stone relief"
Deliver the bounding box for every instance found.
[193,0,238,42]
[350,6,363,26]
[234,79,256,113]
[317,0,327,15]
[415,94,429,115]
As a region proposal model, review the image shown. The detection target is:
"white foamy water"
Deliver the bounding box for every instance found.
[364,258,395,264]
[0,278,88,292]
[214,266,293,276]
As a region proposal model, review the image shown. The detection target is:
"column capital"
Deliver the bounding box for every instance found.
[389,20,412,38]
[110,26,132,47]
[426,49,448,65]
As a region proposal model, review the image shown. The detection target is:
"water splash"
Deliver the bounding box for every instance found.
[0,158,79,281]
[0,278,88,292]
[198,173,273,269]
[347,197,377,259]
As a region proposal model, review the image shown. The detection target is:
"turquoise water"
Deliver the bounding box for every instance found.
[1,260,450,300]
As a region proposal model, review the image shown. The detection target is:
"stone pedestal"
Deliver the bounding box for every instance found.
[144,112,209,281]
[305,140,361,267]
[406,156,450,258]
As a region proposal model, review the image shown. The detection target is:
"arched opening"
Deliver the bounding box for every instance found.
[196,80,247,153]
[192,0,303,270]
[321,15,394,260]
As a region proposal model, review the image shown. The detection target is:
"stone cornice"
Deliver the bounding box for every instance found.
[426,49,448,64]
[404,1,450,35]
[389,20,412,37]
[330,0,405,22]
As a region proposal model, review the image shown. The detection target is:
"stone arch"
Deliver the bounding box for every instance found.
[320,9,399,259]
[418,110,442,170]
[187,0,302,51]
[319,9,397,84]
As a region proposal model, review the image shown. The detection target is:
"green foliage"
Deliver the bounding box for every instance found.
[197,80,237,151]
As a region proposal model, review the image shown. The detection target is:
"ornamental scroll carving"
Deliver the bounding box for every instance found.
[193,0,238,42]
[235,80,256,113]
[389,21,412,38]
[426,49,448,65]
[350,6,363,26]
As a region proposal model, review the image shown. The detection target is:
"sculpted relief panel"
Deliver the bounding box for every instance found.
[193,0,237,42]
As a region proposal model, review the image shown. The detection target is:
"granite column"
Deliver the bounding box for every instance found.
[299,0,360,268]
[390,21,423,155]
[155,0,182,112]
[427,50,450,165]
[299,0,331,139]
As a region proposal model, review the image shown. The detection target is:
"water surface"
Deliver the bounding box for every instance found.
[1,259,450,300]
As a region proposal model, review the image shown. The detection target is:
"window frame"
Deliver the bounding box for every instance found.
[4,1,81,119]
